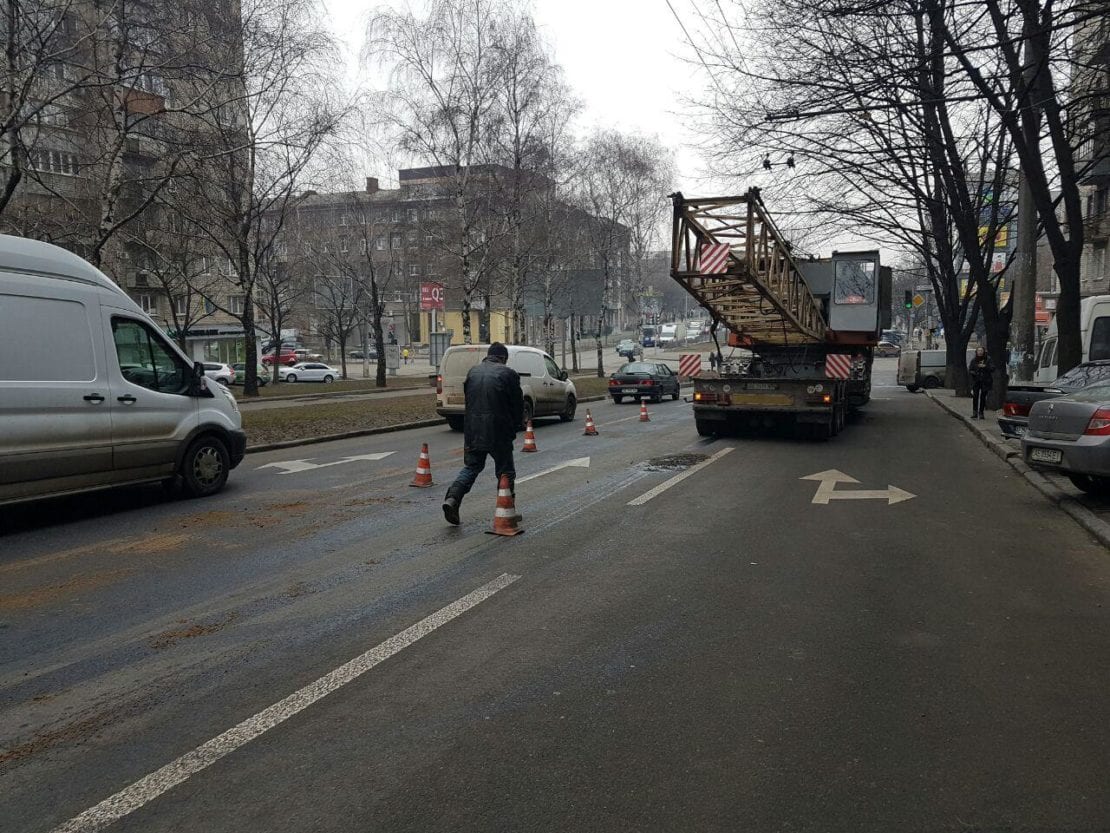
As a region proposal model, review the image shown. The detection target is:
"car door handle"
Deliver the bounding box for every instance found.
[83,393,105,403]
[117,395,137,404]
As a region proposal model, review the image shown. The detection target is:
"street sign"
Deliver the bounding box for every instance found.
[800,470,915,505]
[419,283,444,310]
[912,294,926,308]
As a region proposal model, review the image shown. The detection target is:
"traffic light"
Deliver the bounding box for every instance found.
[903,290,913,310]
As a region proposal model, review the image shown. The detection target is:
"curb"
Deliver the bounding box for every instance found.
[245,394,611,454]
[238,384,433,405]
[925,391,1110,549]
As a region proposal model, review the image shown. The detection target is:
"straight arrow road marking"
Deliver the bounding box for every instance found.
[49,573,521,833]
[257,452,395,475]
[801,469,915,505]
[627,447,734,506]
[517,457,591,484]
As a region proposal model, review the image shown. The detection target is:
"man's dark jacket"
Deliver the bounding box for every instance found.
[464,357,524,450]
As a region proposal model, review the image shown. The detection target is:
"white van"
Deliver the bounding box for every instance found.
[0,235,245,505]
[659,322,686,347]
[436,344,576,431]
[1034,296,1110,383]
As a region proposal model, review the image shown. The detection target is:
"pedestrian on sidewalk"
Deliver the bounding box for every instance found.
[442,342,523,525]
[709,351,718,372]
[402,346,410,364]
[968,346,994,419]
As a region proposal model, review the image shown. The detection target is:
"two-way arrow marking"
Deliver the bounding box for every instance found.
[516,457,591,484]
[257,452,395,475]
[801,469,915,505]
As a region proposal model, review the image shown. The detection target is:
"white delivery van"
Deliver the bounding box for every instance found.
[436,344,576,431]
[658,322,686,347]
[1034,296,1110,383]
[0,235,246,506]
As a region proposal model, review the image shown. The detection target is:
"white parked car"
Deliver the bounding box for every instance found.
[278,362,340,383]
[202,362,235,385]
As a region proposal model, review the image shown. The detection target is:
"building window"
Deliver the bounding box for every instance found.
[173,296,188,315]
[423,232,434,245]
[340,238,349,253]
[229,295,245,315]
[30,148,79,175]
[390,232,402,249]
[408,264,418,276]
[359,238,368,254]
[391,208,401,223]
[339,213,348,226]
[407,208,418,222]
[407,231,417,248]
[375,236,386,250]
[38,104,69,128]
[136,293,156,314]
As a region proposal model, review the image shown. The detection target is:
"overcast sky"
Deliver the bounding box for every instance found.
[323,0,709,189]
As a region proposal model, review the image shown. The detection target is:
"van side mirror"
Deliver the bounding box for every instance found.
[559,369,568,381]
[190,361,213,397]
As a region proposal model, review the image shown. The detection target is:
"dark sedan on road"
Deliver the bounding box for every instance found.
[1023,382,1110,495]
[609,361,681,404]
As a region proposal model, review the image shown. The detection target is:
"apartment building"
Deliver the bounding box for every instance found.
[1075,4,1110,295]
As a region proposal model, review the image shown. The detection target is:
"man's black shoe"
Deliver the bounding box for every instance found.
[442,497,460,525]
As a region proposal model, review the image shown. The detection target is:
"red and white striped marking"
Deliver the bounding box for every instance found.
[679,354,702,378]
[825,354,852,379]
[698,242,731,274]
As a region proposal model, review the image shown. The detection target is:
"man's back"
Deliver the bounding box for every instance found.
[464,358,523,450]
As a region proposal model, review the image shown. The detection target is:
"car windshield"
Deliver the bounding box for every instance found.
[618,362,655,374]
[1061,382,1110,403]
[1054,364,1110,388]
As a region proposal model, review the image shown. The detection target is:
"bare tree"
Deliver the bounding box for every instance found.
[369,0,508,344]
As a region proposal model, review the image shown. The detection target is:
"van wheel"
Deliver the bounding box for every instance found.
[323,375,334,383]
[560,394,577,422]
[923,376,940,389]
[523,398,534,427]
[446,415,464,431]
[906,384,920,392]
[180,436,229,498]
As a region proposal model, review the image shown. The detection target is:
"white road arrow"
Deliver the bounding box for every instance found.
[516,457,591,484]
[801,469,915,505]
[257,452,395,475]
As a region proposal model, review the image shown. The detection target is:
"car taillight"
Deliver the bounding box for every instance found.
[436,374,443,395]
[609,378,620,386]
[1086,408,1110,435]
[642,379,654,385]
[1003,402,1031,417]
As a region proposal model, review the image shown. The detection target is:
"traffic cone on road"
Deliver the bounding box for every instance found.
[639,401,651,422]
[408,443,434,488]
[521,420,538,452]
[486,474,523,536]
[583,411,599,436]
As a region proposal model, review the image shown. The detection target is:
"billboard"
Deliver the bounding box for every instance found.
[420,282,445,311]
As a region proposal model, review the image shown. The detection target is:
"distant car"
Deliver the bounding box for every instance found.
[609,361,681,403]
[615,339,642,359]
[278,362,339,383]
[875,341,901,358]
[348,348,379,360]
[231,363,267,386]
[1023,382,1110,494]
[261,349,298,366]
[202,362,235,385]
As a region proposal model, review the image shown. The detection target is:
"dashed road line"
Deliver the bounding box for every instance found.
[627,447,735,506]
[50,573,521,833]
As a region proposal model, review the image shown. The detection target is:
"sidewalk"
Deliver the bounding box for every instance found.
[926,388,1110,547]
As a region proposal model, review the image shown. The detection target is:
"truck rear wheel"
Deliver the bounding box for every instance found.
[695,418,715,437]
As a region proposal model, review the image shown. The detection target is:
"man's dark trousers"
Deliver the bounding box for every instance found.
[449,444,515,498]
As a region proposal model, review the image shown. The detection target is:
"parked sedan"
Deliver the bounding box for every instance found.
[202,362,235,385]
[1000,360,1110,438]
[231,363,267,386]
[1023,382,1110,494]
[278,362,340,383]
[608,361,681,403]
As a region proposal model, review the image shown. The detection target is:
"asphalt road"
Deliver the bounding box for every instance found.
[4,360,1110,832]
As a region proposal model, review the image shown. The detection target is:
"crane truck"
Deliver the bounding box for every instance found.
[670,189,891,439]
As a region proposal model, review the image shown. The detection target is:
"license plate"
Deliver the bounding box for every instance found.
[622,387,638,393]
[744,382,777,391]
[1029,447,1062,464]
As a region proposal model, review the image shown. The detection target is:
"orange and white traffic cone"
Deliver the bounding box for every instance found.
[639,401,651,422]
[521,420,538,452]
[486,474,523,536]
[583,410,599,436]
[408,443,434,488]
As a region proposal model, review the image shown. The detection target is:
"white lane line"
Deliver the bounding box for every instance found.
[627,447,735,506]
[51,573,521,833]
[517,457,591,484]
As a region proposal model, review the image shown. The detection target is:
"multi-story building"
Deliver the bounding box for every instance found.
[0,0,248,362]
[273,166,630,355]
[1075,4,1110,295]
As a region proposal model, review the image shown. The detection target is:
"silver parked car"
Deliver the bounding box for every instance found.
[278,362,339,383]
[1023,382,1110,494]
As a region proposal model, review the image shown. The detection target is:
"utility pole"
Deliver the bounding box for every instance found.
[1009,16,1040,382]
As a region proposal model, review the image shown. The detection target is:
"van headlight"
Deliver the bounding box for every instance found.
[221,385,239,411]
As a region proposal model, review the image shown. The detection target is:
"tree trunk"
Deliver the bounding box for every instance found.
[570,313,579,372]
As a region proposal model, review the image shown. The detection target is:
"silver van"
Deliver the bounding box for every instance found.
[0,235,246,505]
[436,344,576,431]
[898,348,975,391]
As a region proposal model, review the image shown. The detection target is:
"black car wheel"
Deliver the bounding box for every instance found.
[560,394,577,422]
[180,435,229,498]
[613,395,623,404]
[446,415,464,431]
[652,390,662,403]
[906,384,920,392]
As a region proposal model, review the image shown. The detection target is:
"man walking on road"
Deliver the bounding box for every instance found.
[443,343,523,525]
